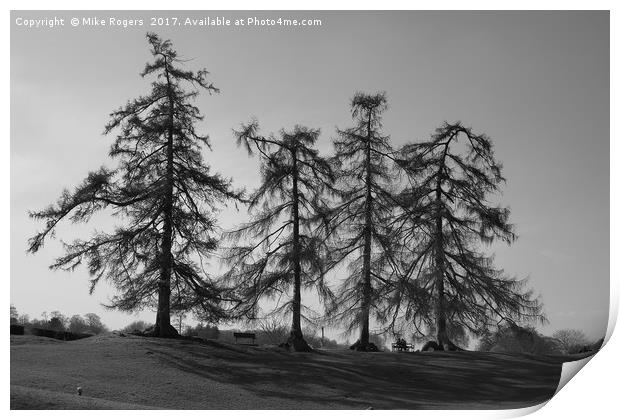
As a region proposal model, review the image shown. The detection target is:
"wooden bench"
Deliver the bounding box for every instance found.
[233,332,257,346]
[391,342,414,352]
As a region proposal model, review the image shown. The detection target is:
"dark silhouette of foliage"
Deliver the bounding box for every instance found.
[48,317,65,331]
[477,324,561,355]
[12,308,109,335]
[392,122,544,348]
[224,122,335,351]
[121,320,153,333]
[48,310,68,330]
[318,92,400,351]
[185,323,220,340]
[27,33,241,337]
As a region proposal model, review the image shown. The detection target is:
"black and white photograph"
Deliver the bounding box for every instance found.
[8,4,614,414]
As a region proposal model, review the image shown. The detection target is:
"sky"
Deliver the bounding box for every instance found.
[10,10,609,342]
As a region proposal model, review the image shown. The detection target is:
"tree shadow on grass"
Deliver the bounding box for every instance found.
[147,339,563,409]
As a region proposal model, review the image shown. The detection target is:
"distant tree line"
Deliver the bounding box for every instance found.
[477,324,602,356]
[28,33,548,352]
[10,304,108,335]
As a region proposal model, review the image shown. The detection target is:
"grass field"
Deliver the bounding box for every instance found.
[10,333,586,410]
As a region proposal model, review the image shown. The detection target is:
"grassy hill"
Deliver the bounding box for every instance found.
[10,333,582,410]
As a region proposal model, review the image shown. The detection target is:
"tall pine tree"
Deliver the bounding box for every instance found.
[320,92,400,351]
[27,33,241,337]
[393,122,544,348]
[224,121,334,351]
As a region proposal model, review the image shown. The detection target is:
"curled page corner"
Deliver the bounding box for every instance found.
[554,354,595,396]
[495,400,549,419]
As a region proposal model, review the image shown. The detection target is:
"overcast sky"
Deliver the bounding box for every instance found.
[11,10,609,341]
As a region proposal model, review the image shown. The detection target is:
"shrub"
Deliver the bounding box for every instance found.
[29,327,91,341]
[185,323,220,340]
[10,325,25,335]
[121,320,153,333]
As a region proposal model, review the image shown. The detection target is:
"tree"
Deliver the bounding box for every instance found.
[49,310,68,330]
[10,304,18,324]
[84,313,108,334]
[319,92,399,351]
[69,315,89,334]
[27,33,241,337]
[553,329,588,354]
[175,312,187,335]
[48,316,66,331]
[224,122,334,351]
[17,314,30,325]
[393,122,544,348]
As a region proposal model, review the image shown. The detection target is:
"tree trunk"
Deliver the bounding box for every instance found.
[288,150,311,351]
[154,59,178,339]
[434,178,447,348]
[359,117,373,350]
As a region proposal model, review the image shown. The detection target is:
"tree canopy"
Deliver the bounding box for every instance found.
[318,92,401,350]
[391,122,545,347]
[223,122,334,350]
[28,33,241,337]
